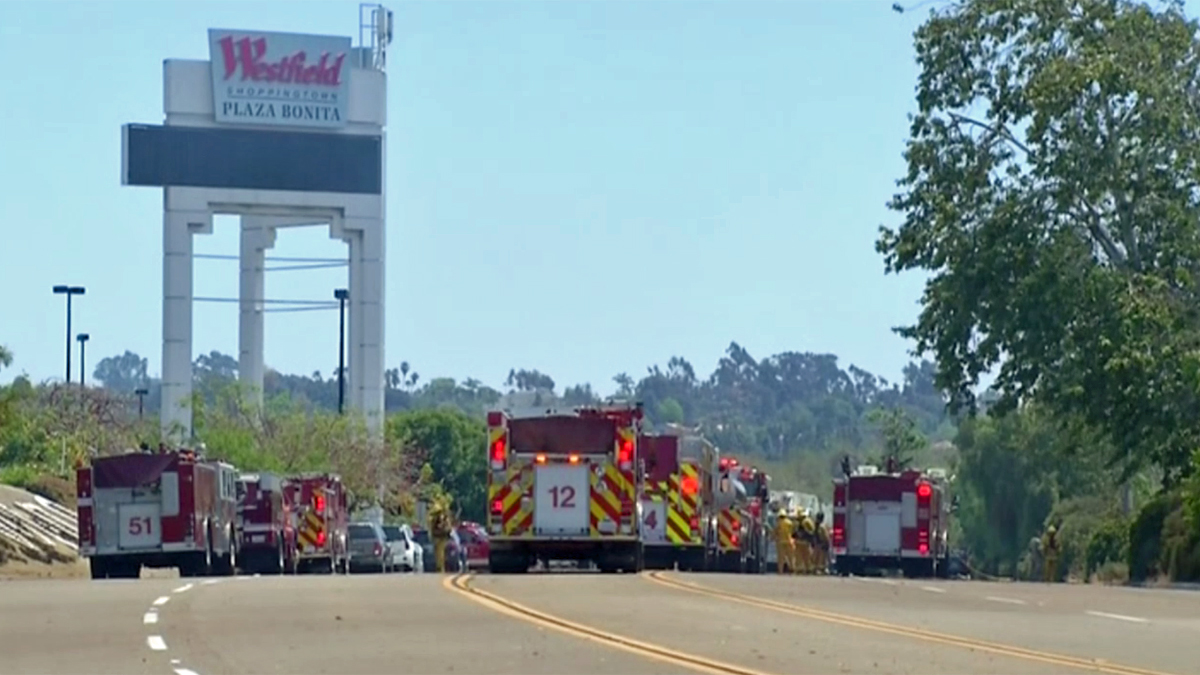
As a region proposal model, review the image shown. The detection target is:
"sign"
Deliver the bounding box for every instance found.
[118,502,162,549]
[208,29,352,129]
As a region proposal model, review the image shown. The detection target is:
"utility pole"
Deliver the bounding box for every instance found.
[52,285,85,383]
[76,334,90,387]
[135,387,149,420]
[334,288,349,415]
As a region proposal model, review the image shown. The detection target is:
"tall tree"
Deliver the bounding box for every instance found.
[877,0,1200,481]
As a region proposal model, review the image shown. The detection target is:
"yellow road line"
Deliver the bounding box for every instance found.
[443,573,774,675]
[645,572,1179,675]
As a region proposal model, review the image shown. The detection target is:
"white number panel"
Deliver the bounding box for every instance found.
[118,502,162,549]
[640,499,666,543]
[534,464,589,536]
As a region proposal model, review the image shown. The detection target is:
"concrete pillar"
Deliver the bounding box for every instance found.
[161,192,210,443]
[342,217,385,440]
[238,219,277,409]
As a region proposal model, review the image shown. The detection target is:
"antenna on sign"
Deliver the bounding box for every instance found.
[358,3,393,71]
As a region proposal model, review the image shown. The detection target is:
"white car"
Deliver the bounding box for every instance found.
[381,524,423,573]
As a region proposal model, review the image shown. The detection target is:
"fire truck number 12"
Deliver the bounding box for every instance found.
[128,516,153,535]
[549,485,576,508]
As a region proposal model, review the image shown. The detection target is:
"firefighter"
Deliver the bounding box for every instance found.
[1041,524,1060,583]
[796,510,817,574]
[813,512,830,574]
[773,509,797,574]
[429,499,454,573]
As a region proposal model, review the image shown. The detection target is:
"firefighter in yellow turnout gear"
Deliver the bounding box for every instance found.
[428,499,454,573]
[1041,524,1060,583]
[796,511,817,574]
[812,512,830,575]
[774,510,797,574]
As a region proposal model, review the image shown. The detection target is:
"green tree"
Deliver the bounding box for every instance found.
[0,345,12,371]
[868,407,925,470]
[877,0,1200,482]
[386,409,486,522]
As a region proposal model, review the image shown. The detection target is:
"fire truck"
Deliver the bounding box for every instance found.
[708,455,769,573]
[285,473,349,574]
[637,431,717,571]
[831,464,952,578]
[486,401,645,574]
[76,448,239,579]
[236,472,297,574]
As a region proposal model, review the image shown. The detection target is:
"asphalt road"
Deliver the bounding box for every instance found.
[0,570,1196,675]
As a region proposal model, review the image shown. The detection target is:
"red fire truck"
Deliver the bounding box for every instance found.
[486,402,645,574]
[76,448,240,579]
[285,473,349,574]
[638,432,717,571]
[831,464,952,578]
[236,472,297,574]
[708,455,769,573]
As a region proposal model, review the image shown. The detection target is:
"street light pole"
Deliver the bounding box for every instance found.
[334,288,349,415]
[76,334,90,387]
[52,285,86,383]
[135,387,149,420]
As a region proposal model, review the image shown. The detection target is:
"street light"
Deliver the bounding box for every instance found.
[135,387,150,420]
[334,288,349,415]
[52,285,85,383]
[76,333,90,387]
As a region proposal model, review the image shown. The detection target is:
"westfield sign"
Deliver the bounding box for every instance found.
[208,29,353,128]
[217,35,346,87]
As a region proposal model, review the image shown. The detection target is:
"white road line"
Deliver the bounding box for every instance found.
[142,611,158,625]
[985,596,1027,605]
[201,579,222,586]
[152,596,171,607]
[147,635,168,651]
[858,577,898,585]
[170,659,181,665]
[921,586,947,593]
[172,583,194,593]
[174,669,200,675]
[1086,610,1149,624]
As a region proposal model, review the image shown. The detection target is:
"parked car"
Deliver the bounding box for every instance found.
[381,523,422,573]
[455,522,490,570]
[347,522,393,573]
[411,526,461,572]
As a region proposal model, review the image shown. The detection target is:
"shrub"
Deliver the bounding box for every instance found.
[1128,491,1182,582]
[1086,516,1130,580]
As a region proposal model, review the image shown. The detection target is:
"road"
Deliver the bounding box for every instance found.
[1,571,1196,675]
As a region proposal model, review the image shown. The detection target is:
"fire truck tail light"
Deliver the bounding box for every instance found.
[535,454,547,464]
[618,439,633,466]
[832,527,844,546]
[490,438,507,469]
[316,530,327,547]
[918,542,929,554]
[568,454,580,464]
[491,500,503,514]
[730,532,740,546]
[689,516,699,531]
[314,494,326,513]
[681,476,698,495]
[917,482,932,499]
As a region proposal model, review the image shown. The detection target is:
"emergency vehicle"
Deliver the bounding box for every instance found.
[637,432,717,571]
[831,464,952,578]
[76,448,239,579]
[486,402,645,574]
[709,455,769,573]
[285,473,350,574]
[236,472,297,574]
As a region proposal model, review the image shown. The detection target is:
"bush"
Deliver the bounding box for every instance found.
[1092,561,1130,584]
[1086,516,1130,580]
[1161,506,1200,582]
[1047,496,1114,580]
[1128,491,1182,582]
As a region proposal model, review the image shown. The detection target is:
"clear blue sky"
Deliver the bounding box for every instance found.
[1,0,970,394]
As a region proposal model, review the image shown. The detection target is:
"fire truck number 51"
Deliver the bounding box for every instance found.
[549,485,576,508]
[128,516,153,535]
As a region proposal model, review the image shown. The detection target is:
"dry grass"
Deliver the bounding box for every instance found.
[0,558,88,581]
